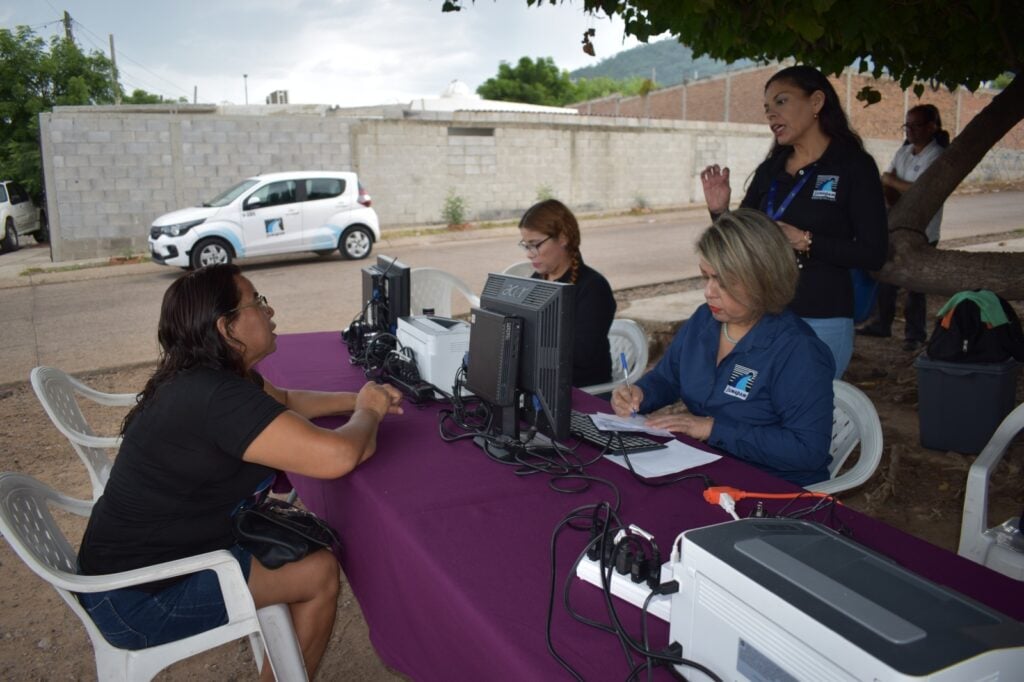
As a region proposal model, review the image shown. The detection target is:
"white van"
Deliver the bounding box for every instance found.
[148,171,381,269]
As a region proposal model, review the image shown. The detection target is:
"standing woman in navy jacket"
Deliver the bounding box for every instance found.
[701,65,888,377]
[517,199,617,388]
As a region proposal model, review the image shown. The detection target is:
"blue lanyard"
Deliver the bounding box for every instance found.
[765,168,814,220]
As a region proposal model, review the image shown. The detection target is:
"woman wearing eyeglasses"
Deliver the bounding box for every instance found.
[76,264,403,680]
[518,199,617,388]
[858,104,949,350]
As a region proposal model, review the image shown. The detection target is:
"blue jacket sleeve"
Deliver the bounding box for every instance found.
[707,335,835,477]
[636,315,696,413]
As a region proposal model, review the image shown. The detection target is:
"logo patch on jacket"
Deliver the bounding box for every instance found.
[724,364,758,400]
[812,175,838,201]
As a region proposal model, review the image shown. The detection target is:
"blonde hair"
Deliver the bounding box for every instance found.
[697,208,798,316]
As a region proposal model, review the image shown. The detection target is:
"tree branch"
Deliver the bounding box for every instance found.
[877,73,1024,299]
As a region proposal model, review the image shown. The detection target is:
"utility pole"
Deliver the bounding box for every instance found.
[243,74,248,105]
[63,10,74,42]
[193,85,197,104]
[109,34,122,105]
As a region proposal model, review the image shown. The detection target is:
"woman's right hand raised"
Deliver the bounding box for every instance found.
[700,165,732,215]
[611,384,644,418]
[355,381,403,420]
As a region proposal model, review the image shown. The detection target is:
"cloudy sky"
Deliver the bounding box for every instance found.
[2,0,644,106]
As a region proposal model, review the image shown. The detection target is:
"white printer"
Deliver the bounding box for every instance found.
[668,518,1024,681]
[396,316,470,394]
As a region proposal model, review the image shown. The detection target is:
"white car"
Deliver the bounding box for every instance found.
[0,180,48,253]
[148,171,381,269]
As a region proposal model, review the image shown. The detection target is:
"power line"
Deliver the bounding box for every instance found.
[71,18,192,100]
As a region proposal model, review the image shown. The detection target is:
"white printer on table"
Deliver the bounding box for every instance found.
[396,315,470,394]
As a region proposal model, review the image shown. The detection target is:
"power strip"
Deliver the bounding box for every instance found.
[575,557,673,622]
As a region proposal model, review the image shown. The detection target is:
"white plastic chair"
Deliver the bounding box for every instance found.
[410,267,481,318]
[580,319,649,396]
[30,366,137,502]
[958,402,1024,580]
[807,380,885,495]
[502,261,536,278]
[0,471,307,681]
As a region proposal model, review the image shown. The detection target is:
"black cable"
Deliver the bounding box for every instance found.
[547,502,625,681]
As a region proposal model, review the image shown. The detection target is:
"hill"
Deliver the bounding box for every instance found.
[569,38,756,87]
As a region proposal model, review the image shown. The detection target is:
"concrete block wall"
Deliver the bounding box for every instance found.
[40,107,355,261]
[38,101,1024,262]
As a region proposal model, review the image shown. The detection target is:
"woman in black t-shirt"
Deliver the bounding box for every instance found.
[77,264,403,678]
[517,199,617,388]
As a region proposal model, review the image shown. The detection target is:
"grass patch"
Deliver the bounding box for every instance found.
[21,262,107,276]
[19,254,147,277]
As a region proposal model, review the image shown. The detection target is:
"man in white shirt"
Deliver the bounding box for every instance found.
[857,104,948,351]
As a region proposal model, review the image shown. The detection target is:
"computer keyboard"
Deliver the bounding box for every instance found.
[570,410,668,455]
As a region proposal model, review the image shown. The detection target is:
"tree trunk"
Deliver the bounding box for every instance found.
[877,73,1024,299]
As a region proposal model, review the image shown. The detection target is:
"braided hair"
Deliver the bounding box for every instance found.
[518,198,581,283]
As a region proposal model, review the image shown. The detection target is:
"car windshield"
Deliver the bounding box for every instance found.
[202,179,260,207]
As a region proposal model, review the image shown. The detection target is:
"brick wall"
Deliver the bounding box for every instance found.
[572,64,1024,151]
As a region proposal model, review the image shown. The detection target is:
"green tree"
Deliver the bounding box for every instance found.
[477,56,579,106]
[572,75,654,101]
[0,26,116,199]
[443,1,1024,298]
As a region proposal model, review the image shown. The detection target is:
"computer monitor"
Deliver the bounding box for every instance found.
[466,273,575,450]
[360,254,410,334]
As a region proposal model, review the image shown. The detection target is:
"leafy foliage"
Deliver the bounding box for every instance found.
[0,26,166,199]
[446,1,1024,90]
[477,56,579,106]
[441,190,469,226]
[478,56,658,106]
[573,75,654,101]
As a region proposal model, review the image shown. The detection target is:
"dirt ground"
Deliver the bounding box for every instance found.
[1,290,1022,680]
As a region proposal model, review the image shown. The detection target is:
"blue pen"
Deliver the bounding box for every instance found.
[620,352,637,418]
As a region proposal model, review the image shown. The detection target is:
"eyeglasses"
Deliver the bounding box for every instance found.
[517,236,552,256]
[229,293,270,315]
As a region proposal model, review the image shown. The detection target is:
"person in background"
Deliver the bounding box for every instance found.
[700,65,888,378]
[858,104,950,351]
[612,209,835,486]
[517,198,617,388]
[77,264,403,680]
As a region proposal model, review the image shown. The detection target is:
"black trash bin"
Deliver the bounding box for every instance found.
[914,354,1019,454]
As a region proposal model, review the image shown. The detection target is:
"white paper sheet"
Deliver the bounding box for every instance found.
[589,412,675,438]
[604,439,721,478]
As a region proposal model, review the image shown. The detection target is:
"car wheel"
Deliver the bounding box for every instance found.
[339,225,373,260]
[1,219,19,253]
[189,238,233,269]
[34,210,49,243]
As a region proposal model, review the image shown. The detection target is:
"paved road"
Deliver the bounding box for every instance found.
[1,191,1021,386]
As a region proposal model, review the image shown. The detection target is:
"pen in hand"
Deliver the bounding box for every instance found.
[620,352,637,418]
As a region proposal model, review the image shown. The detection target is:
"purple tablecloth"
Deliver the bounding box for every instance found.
[258,331,1024,681]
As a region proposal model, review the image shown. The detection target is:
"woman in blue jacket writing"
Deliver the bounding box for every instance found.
[611,209,835,486]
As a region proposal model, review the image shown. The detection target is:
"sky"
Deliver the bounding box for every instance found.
[1,0,644,106]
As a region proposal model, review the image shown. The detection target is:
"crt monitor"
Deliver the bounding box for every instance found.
[467,272,575,444]
[361,254,410,334]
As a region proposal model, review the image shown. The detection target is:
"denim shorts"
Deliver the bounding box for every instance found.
[78,544,253,650]
[802,316,853,379]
